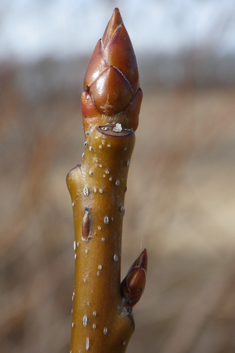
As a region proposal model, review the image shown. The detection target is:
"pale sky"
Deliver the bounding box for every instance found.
[1,0,235,62]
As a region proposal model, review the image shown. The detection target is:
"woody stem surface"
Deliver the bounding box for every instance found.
[67,8,147,353]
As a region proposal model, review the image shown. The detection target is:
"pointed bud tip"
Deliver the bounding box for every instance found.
[102,8,123,48]
[108,8,123,31]
[112,8,123,26]
[137,248,148,272]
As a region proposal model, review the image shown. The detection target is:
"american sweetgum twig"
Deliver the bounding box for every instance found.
[67,8,147,353]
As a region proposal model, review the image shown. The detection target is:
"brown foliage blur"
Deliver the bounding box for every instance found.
[1,59,235,353]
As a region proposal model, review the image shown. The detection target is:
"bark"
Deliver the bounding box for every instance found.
[67,8,147,353]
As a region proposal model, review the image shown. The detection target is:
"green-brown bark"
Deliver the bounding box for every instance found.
[67,8,147,353]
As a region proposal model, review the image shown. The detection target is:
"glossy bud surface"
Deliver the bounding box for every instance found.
[81,8,143,133]
[121,249,147,307]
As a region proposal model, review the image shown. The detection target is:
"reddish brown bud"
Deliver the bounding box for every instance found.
[121,249,147,307]
[81,8,142,133]
[81,209,91,241]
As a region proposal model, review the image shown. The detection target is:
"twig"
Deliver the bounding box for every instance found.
[67,8,147,353]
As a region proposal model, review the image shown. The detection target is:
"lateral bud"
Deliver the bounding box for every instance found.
[120,249,147,307]
[82,208,91,241]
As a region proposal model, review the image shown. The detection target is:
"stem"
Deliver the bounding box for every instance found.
[67,8,147,353]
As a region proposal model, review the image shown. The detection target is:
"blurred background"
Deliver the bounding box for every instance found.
[1,0,235,352]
